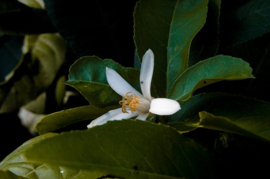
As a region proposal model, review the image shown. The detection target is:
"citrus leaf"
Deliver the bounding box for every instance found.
[0,170,26,179]
[168,93,270,142]
[168,55,254,102]
[0,36,23,83]
[0,134,99,178]
[195,111,269,141]
[0,33,66,113]
[36,105,119,135]
[134,0,208,97]
[25,120,216,179]
[66,56,140,108]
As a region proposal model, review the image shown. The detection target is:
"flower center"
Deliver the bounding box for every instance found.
[119,92,140,113]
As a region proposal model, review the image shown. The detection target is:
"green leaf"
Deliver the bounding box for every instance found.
[168,93,270,141]
[0,170,26,179]
[195,111,269,141]
[168,55,254,102]
[226,0,270,46]
[66,56,140,108]
[0,134,99,178]
[134,0,208,97]
[25,120,216,179]
[0,36,23,83]
[36,105,118,134]
[0,33,67,113]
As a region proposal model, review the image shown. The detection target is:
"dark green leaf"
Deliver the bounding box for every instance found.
[0,134,98,178]
[134,0,208,97]
[168,55,254,102]
[168,93,270,141]
[36,105,118,134]
[195,111,268,141]
[0,36,23,83]
[66,56,140,108]
[25,120,216,179]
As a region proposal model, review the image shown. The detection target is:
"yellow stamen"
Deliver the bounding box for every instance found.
[119,92,140,113]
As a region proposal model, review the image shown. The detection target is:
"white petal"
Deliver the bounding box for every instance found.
[136,112,149,121]
[106,67,142,97]
[140,49,154,100]
[87,108,139,128]
[149,98,181,115]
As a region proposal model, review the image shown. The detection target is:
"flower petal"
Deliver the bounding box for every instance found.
[106,67,142,97]
[149,98,181,115]
[140,49,154,100]
[87,108,139,128]
[136,112,149,121]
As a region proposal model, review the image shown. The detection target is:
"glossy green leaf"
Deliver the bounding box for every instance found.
[229,0,270,46]
[134,0,208,97]
[66,56,140,108]
[25,120,216,179]
[0,134,99,178]
[168,55,254,102]
[0,170,26,179]
[36,105,118,135]
[168,93,270,141]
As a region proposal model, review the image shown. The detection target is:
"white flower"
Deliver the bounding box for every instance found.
[87,49,180,128]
